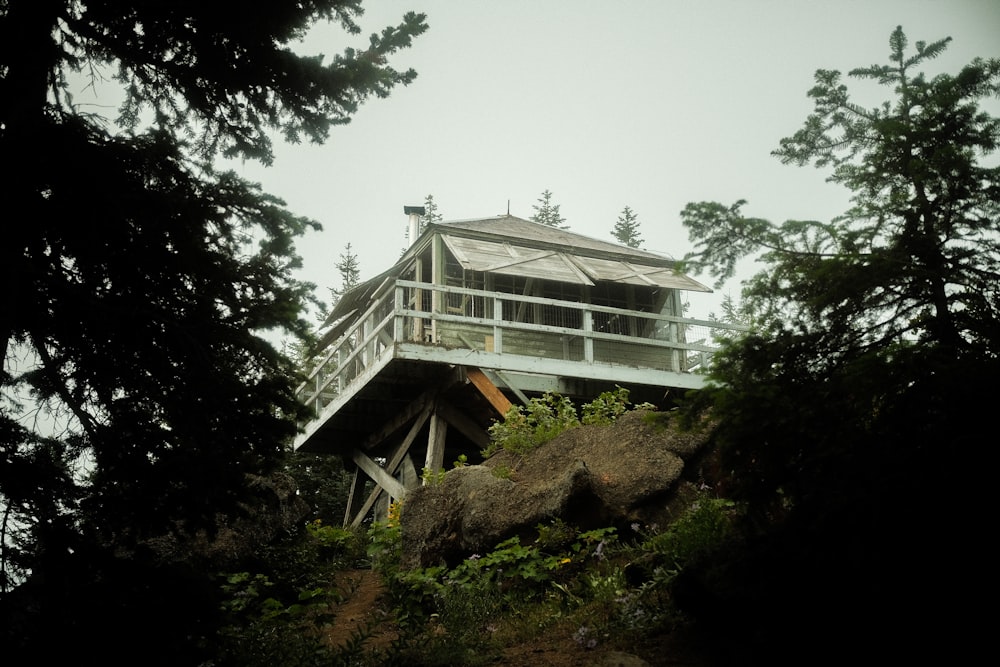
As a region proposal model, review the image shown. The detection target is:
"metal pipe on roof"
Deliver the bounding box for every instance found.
[404,205,425,247]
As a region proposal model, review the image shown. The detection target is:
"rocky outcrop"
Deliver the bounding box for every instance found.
[400,410,710,569]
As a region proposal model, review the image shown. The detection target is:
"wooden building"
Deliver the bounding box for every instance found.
[294,211,742,527]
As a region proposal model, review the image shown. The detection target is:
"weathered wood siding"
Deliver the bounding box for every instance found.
[436,321,676,371]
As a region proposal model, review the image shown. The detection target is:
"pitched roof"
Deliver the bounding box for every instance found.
[433,215,675,265]
[320,215,709,332]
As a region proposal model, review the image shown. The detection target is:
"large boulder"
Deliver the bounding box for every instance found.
[400,410,710,569]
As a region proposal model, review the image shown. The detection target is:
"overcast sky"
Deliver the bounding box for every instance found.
[218,0,1000,317]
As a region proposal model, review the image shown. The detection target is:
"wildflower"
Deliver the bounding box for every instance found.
[572,625,599,650]
[630,522,640,533]
[560,557,572,565]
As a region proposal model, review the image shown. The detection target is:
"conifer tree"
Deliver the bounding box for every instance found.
[329,242,362,306]
[676,27,999,662]
[611,205,643,248]
[0,1,426,659]
[420,193,443,236]
[530,189,568,228]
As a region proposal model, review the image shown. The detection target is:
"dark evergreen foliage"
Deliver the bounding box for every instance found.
[285,451,355,524]
[420,193,443,236]
[676,28,998,663]
[0,0,425,659]
[612,205,643,248]
[530,189,568,228]
[328,241,362,308]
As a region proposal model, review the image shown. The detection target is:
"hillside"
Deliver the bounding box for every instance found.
[316,406,729,666]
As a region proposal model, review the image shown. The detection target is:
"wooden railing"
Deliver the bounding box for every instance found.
[297,280,746,416]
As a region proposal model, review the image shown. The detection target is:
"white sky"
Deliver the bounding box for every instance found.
[223,1,999,317]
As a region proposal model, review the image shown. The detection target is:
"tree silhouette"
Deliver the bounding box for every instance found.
[676,27,999,663]
[611,205,643,248]
[420,194,444,236]
[0,1,426,661]
[530,189,568,228]
[329,242,362,307]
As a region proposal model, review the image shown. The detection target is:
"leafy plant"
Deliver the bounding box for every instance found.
[367,501,403,579]
[305,519,367,565]
[491,464,513,480]
[421,467,447,485]
[641,497,735,571]
[581,386,633,425]
[485,388,660,460]
[483,392,579,457]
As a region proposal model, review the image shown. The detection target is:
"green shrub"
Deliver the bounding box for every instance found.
[421,466,447,485]
[305,519,367,565]
[642,497,735,570]
[484,388,658,459]
[367,501,402,579]
[483,392,579,458]
[581,386,632,425]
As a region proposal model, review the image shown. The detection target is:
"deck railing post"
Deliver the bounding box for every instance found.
[493,295,503,354]
[668,321,680,372]
[336,344,345,393]
[394,283,405,343]
[583,308,594,363]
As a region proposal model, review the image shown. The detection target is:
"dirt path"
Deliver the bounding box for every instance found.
[323,568,397,652]
[322,568,710,666]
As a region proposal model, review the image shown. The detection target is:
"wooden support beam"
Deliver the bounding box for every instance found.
[360,390,432,451]
[400,454,419,489]
[466,366,513,416]
[436,398,490,450]
[343,468,368,528]
[424,410,447,479]
[352,448,405,501]
[493,370,531,406]
[347,406,433,527]
[386,406,432,473]
[375,493,389,523]
[344,369,459,526]
[350,492,381,528]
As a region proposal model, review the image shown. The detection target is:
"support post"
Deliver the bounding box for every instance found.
[343,467,367,528]
[424,409,447,481]
[466,367,513,416]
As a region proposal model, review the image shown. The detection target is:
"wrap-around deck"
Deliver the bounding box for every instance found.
[295,278,743,451]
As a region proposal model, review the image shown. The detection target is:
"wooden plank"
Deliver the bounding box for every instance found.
[393,341,709,389]
[436,398,491,449]
[490,370,531,406]
[399,454,419,489]
[350,488,383,528]
[343,468,368,528]
[349,405,434,526]
[359,389,432,451]
[424,412,447,477]
[384,406,432,474]
[466,366,513,416]
[352,448,406,500]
